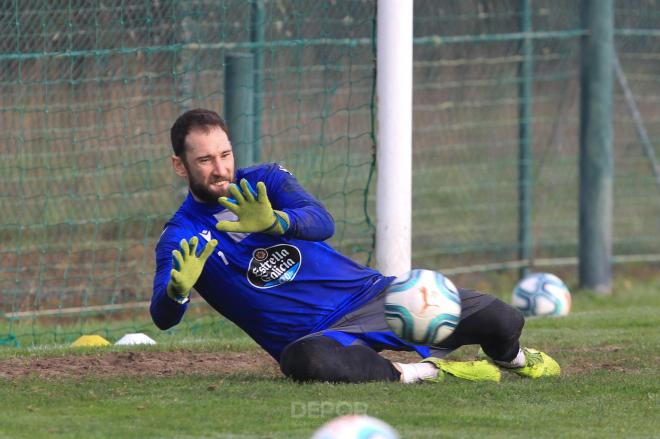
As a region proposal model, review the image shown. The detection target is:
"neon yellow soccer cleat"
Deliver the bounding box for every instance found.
[421,358,501,383]
[510,348,561,378]
[477,347,561,378]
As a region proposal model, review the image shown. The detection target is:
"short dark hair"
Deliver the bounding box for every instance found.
[170,108,230,157]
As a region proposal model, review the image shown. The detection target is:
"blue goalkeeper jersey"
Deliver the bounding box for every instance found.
[151,163,393,360]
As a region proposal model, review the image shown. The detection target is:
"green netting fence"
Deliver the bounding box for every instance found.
[1,0,659,346]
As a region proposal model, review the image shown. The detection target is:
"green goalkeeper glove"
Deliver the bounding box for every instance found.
[167,236,218,304]
[216,179,290,235]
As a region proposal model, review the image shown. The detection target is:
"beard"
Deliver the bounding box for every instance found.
[186,168,234,204]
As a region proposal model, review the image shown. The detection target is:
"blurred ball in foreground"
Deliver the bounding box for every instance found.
[311,414,400,439]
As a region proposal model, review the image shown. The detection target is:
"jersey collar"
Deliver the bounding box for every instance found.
[182,191,225,215]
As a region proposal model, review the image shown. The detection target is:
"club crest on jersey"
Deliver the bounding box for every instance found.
[247,244,301,289]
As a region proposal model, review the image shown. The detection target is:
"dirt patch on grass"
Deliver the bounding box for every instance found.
[0,350,282,380]
[0,349,424,381]
[561,359,631,375]
[0,347,640,380]
[559,344,644,375]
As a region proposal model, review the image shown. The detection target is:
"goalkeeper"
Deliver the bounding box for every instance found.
[150,108,560,384]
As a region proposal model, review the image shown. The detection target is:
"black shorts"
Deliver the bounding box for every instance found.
[301,288,497,359]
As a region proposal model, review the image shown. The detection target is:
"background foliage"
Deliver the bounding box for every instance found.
[1,0,659,343]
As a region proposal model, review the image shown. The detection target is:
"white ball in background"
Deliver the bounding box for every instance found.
[512,272,572,317]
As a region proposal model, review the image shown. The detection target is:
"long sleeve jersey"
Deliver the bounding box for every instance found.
[150,163,393,360]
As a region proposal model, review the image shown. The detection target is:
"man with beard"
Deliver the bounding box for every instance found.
[150,108,560,383]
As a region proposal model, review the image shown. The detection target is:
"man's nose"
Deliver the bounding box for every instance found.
[211,157,224,175]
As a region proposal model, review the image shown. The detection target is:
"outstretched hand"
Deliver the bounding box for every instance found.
[216,179,289,235]
[167,236,217,304]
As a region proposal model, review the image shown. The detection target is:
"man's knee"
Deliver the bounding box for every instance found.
[279,336,400,383]
[490,298,525,340]
[279,336,339,382]
[475,298,525,362]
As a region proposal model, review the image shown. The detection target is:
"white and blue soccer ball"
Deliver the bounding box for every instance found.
[512,272,572,317]
[384,269,462,346]
[311,415,400,439]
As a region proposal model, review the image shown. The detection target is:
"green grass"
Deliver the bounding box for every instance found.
[0,276,658,438]
[1,373,656,439]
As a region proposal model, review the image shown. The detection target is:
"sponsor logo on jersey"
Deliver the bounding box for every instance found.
[247,244,301,289]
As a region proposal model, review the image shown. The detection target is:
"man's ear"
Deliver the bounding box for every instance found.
[171,155,188,178]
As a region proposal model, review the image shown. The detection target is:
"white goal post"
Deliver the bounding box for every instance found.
[376,0,413,276]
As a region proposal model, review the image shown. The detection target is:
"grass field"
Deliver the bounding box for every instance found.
[0,274,658,438]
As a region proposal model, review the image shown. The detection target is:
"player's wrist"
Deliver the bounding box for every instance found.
[263,210,290,235]
[166,283,191,305]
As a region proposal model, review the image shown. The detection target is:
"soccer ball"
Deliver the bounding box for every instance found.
[512,272,572,317]
[311,415,400,439]
[384,269,461,346]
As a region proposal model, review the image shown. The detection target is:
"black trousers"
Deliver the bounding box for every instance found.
[279,296,524,383]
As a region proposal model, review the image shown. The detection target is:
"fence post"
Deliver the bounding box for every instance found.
[251,0,265,163]
[518,0,534,279]
[579,0,614,293]
[178,2,195,112]
[225,53,255,169]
